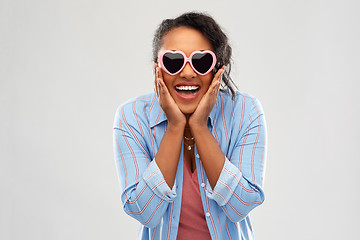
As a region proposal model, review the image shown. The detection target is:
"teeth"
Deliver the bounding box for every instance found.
[175,85,199,91]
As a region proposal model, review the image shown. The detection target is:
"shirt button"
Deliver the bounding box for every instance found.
[201,183,205,187]
[205,212,210,217]
[196,154,200,158]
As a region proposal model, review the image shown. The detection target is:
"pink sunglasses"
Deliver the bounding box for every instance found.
[157,50,217,76]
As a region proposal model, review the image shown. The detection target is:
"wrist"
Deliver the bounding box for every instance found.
[188,117,207,129]
[189,123,209,135]
[167,121,186,134]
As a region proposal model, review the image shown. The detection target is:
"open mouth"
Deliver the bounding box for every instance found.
[175,85,200,96]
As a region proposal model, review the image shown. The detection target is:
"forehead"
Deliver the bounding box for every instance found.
[161,27,212,55]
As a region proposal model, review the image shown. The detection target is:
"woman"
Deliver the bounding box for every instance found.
[113,12,267,240]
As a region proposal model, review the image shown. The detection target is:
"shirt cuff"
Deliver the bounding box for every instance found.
[142,159,177,202]
[205,157,242,206]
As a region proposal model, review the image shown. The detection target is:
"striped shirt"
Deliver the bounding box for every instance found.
[113,90,267,240]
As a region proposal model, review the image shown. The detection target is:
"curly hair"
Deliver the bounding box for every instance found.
[152,12,237,98]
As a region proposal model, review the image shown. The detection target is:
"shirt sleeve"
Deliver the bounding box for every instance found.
[205,97,267,222]
[113,103,176,228]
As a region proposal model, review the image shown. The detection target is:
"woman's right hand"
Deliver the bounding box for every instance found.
[154,63,186,129]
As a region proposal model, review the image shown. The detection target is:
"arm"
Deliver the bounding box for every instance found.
[188,69,266,221]
[188,66,225,188]
[153,65,186,188]
[113,108,175,228]
[113,66,186,227]
[203,98,267,222]
[190,123,225,189]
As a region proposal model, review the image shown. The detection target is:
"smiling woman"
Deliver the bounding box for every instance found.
[113,12,267,240]
[156,27,216,115]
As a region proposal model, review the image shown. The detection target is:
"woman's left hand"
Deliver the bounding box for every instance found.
[189,66,226,129]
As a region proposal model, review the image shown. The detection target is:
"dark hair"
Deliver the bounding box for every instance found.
[152,12,237,98]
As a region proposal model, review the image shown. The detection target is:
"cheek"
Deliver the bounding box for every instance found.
[202,75,214,89]
[162,74,175,88]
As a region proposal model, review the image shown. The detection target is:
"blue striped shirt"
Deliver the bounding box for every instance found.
[113,90,267,240]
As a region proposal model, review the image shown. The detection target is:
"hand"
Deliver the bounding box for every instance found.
[188,66,226,129]
[154,63,186,129]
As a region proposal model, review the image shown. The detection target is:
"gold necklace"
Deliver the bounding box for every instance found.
[184,136,195,151]
[184,142,194,151]
[184,136,195,141]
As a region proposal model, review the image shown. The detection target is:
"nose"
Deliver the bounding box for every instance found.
[179,62,196,79]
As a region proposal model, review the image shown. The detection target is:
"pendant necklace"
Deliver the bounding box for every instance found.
[184,136,195,151]
[185,143,194,151]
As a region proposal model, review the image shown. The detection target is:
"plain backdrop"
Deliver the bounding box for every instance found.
[1,0,359,239]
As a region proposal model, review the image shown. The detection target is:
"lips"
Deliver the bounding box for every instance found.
[173,83,201,100]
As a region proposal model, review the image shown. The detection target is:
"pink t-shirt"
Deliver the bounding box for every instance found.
[176,155,211,240]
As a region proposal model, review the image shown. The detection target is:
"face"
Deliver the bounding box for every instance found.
[158,27,214,115]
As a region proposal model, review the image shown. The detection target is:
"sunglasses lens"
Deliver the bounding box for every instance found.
[163,52,184,74]
[192,53,214,74]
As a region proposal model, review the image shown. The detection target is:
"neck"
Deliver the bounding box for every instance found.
[184,115,192,139]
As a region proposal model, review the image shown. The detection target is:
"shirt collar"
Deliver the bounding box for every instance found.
[149,95,168,128]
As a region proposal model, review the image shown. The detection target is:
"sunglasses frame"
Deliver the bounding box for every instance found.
[157,50,217,76]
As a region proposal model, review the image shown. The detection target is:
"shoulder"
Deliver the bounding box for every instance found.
[216,90,265,129]
[113,92,156,129]
[218,89,263,114]
[118,92,155,113]
[216,90,266,136]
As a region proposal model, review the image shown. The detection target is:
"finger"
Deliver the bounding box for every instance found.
[155,66,173,104]
[157,66,164,86]
[211,80,221,95]
[157,70,163,93]
[158,76,169,95]
[207,67,224,91]
[154,62,159,82]
[153,62,157,75]
[155,67,161,98]
[213,65,226,82]
[209,78,221,95]
[157,68,171,95]
[213,67,226,94]
[215,80,221,95]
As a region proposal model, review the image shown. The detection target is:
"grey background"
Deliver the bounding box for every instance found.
[1,0,359,239]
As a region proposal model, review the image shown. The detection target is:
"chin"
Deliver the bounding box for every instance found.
[178,105,197,115]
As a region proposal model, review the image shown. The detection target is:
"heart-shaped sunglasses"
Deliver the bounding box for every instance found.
[157,50,217,76]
